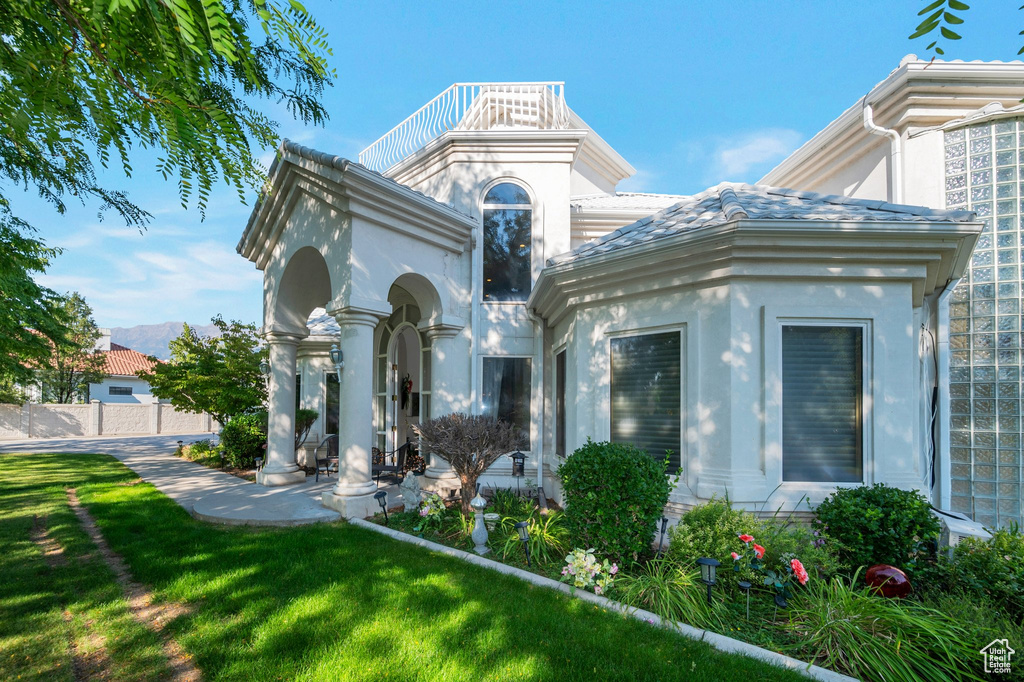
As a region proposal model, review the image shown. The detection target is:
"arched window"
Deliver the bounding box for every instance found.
[483,182,532,301]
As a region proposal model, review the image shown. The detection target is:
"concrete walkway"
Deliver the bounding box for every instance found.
[0,434,402,526]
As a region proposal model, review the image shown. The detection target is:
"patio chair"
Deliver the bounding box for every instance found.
[313,434,339,482]
[372,441,410,487]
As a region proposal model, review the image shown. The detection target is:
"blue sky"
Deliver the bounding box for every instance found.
[10,1,1021,328]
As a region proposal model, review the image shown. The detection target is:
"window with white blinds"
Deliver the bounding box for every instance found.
[782,325,864,482]
[610,331,681,469]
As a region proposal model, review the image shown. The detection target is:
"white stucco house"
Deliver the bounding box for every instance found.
[238,82,980,519]
[762,56,1024,529]
[87,330,160,404]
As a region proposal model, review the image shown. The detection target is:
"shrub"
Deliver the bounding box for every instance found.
[220,412,268,468]
[414,413,525,516]
[615,558,725,630]
[813,484,939,570]
[559,547,618,595]
[558,440,674,564]
[490,487,535,519]
[916,524,1024,621]
[785,572,979,682]
[665,498,764,590]
[499,510,568,566]
[759,518,846,582]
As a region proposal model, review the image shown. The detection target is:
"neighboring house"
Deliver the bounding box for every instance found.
[239,82,980,520]
[88,329,159,404]
[762,55,1024,529]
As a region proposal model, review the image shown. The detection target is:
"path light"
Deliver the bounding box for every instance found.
[176,439,183,451]
[514,520,532,567]
[470,489,489,556]
[374,490,389,525]
[696,557,720,605]
[738,580,752,619]
[510,450,525,494]
[657,516,669,555]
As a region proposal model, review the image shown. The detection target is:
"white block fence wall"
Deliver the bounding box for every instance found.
[0,402,215,439]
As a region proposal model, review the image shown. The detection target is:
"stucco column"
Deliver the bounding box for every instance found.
[420,324,463,491]
[322,308,384,518]
[257,332,307,486]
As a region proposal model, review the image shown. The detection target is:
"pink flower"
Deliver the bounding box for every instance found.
[730,552,740,560]
[790,559,809,585]
[610,563,619,575]
[419,508,429,517]
[738,534,754,543]
[753,544,765,559]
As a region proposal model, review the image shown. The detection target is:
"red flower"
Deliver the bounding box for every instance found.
[790,558,809,585]
[753,544,765,559]
[730,552,740,560]
[738,534,754,543]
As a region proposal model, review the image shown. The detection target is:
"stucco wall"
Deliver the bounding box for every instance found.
[89,376,155,404]
[100,403,150,434]
[30,404,89,438]
[0,402,214,439]
[0,404,22,439]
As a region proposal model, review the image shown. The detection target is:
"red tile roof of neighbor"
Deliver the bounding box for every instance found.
[102,343,160,376]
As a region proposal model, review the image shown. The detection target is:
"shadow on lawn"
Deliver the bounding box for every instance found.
[16,452,800,682]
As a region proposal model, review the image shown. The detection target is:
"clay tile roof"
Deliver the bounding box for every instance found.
[102,344,159,376]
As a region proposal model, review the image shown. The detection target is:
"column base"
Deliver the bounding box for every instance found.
[256,468,307,486]
[321,490,380,519]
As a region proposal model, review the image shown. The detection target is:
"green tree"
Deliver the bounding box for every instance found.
[37,292,107,403]
[0,221,70,390]
[0,0,333,376]
[140,316,267,426]
[909,1,1015,56]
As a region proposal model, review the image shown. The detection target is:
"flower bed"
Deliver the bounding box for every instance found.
[371,443,1024,682]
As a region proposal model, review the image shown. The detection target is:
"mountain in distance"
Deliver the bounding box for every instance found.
[110,321,222,360]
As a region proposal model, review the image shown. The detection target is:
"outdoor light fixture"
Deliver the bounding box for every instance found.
[176,439,183,450]
[696,557,720,605]
[738,580,752,619]
[259,359,270,377]
[374,490,389,524]
[514,520,532,567]
[657,516,669,555]
[329,343,344,383]
[510,450,526,494]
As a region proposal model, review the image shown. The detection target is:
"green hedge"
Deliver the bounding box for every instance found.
[558,440,673,564]
[220,411,267,468]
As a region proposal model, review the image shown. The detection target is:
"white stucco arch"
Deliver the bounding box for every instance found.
[269,245,333,334]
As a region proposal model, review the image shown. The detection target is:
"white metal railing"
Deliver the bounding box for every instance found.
[358,82,569,173]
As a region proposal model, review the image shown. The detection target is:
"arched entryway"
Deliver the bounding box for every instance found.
[375,303,431,453]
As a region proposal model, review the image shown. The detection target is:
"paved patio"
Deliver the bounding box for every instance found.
[0,434,400,526]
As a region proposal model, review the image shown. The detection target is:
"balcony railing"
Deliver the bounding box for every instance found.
[358,82,569,174]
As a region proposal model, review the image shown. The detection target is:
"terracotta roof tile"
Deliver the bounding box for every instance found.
[101,345,159,376]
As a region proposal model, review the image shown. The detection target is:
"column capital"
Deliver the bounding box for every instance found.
[420,323,463,341]
[329,306,387,328]
[263,328,307,345]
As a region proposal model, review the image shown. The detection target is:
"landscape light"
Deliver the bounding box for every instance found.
[514,520,532,567]
[374,490,388,524]
[696,557,720,605]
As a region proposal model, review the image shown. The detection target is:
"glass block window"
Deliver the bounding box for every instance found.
[945,118,1024,528]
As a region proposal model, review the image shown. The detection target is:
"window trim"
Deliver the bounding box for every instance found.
[479,178,536,305]
[555,348,566,458]
[764,309,873,493]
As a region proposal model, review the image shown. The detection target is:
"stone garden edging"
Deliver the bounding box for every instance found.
[350,518,857,682]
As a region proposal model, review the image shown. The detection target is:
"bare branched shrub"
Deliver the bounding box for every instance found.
[414,413,526,516]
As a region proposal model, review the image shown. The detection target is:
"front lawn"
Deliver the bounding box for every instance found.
[0,452,802,681]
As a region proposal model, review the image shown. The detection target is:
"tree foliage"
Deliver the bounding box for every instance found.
[139,316,266,426]
[1,0,334,232]
[413,413,527,516]
[0,221,69,388]
[37,292,106,403]
[907,1,1022,56]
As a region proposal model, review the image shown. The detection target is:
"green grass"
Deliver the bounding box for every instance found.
[0,453,803,681]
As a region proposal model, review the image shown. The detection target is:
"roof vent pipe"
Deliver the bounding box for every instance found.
[862,102,904,204]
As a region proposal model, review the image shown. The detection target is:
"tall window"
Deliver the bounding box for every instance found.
[325,373,339,435]
[610,332,681,468]
[782,325,863,482]
[482,357,531,438]
[556,350,566,457]
[483,183,532,301]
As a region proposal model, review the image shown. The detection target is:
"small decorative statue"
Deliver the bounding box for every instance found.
[470,490,489,555]
[398,469,422,506]
[865,564,912,598]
